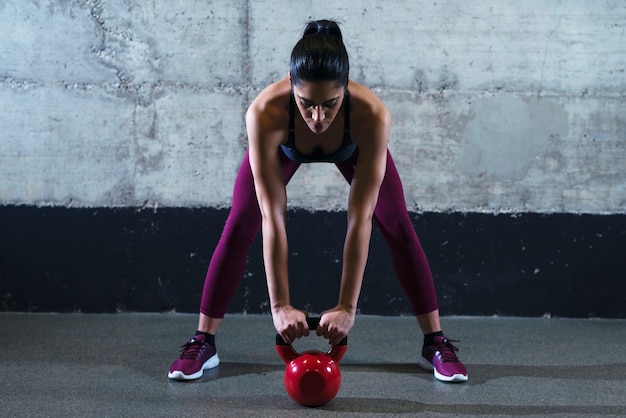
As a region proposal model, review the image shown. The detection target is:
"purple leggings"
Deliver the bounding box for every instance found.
[200,148,438,317]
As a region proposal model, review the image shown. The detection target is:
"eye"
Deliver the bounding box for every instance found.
[300,100,314,108]
[323,99,338,109]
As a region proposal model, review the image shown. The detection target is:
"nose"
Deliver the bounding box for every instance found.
[312,106,325,123]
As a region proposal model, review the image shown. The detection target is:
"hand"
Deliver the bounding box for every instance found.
[272,305,309,344]
[318,305,355,346]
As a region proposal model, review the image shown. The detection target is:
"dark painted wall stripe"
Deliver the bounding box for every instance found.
[1,206,625,317]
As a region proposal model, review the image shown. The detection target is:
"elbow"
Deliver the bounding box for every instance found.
[258,201,286,229]
[347,208,375,227]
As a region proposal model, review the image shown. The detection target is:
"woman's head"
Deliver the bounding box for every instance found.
[289,20,349,89]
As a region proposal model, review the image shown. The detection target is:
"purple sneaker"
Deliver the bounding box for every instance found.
[419,336,468,382]
[168,334,220,380]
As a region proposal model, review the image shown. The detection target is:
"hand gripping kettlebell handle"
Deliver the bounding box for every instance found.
[275,316,348,363]
[275,317,348,346]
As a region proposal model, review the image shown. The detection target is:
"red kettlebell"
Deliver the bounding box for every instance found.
[275,317,348,407]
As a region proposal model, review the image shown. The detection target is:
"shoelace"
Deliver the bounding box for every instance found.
[435,338,461,363]
[178,338,207,360]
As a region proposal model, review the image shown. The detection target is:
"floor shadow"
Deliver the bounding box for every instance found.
[326,398,626,415]
[205,361,626,385]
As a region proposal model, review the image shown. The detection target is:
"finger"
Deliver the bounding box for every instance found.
[281,332,293,345]
[286,317,300,339]
[323,326,332,340]
[301,311,309,336]
[329,332,345,346]
[326,331,335,345]
[316,321,327,337]
[300,319,310,337]
[317,315,328,336]
[291,325,302,340]
[290,322,302,341]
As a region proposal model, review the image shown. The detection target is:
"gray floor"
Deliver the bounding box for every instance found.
[1,313,625,417]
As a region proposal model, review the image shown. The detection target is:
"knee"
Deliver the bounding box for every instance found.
[376,212,417,244]
[222,210,261,243]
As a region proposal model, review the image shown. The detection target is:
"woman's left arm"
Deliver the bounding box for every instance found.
[319,96,391,345]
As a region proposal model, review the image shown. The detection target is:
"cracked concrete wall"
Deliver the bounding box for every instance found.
[1,1,625,213]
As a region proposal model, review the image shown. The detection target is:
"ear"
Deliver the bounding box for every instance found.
[287,70,291,83]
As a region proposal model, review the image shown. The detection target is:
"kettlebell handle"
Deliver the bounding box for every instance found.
[275,317,348,346]
[275,317,348,364]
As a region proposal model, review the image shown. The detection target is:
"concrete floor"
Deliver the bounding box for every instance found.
[1,313,625,417]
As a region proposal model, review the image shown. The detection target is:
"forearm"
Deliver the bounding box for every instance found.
[261,214,310,342]
[261,217,291,312]
[338,217,373,311]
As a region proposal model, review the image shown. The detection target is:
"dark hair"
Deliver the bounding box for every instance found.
[289,20,349,88]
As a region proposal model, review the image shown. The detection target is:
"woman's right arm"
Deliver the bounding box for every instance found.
[246,94,309,344]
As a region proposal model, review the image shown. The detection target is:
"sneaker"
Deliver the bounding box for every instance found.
[168,334,220,380]
[419,335,468,382]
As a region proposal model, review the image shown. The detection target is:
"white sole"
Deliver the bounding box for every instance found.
[419,356,468,382]
[168,353,220,381]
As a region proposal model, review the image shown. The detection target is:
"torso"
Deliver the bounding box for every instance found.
[281,89,356,163]
[247,78,388,162]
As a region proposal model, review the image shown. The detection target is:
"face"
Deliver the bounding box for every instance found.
[292,81,345,134]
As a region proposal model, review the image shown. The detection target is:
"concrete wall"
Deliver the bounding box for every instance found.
[2,1,625,213]
[2,2,626,317]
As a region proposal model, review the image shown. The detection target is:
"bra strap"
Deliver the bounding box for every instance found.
[344,89,350,133]
[286,90,296,147]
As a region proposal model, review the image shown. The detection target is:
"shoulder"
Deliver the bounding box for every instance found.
[246,77,291,131]
[347,81,391,136]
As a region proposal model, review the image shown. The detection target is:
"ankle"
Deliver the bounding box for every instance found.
[195,331,215,346]
[423,331,443,347]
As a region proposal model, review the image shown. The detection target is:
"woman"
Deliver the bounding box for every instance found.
[168,20,468,383]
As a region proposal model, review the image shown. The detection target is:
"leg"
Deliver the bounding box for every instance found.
[197,314,222,335]
[169,149,300,381]
[336,149,467,382]
[198,149,300,331]
[336,149,440,326]
[416,311,441,335]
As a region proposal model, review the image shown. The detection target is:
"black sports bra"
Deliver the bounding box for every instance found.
[280,90,356,163]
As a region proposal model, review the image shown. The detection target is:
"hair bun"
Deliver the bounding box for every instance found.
[303,19,343,41]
